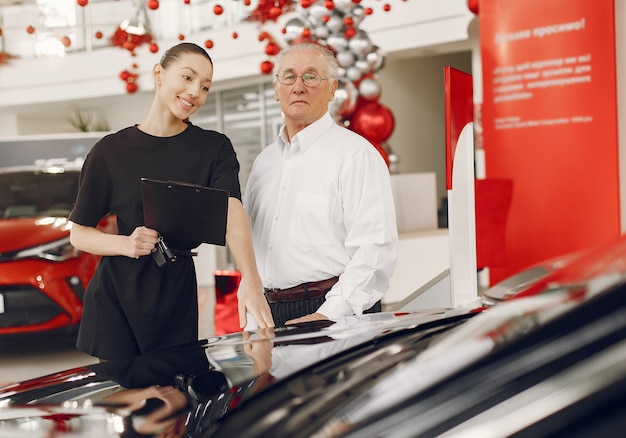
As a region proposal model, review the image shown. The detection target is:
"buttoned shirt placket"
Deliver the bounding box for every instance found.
[264,135,299,289]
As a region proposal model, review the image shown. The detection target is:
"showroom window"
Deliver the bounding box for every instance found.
[189,81,282,266]
[191,81,283,193]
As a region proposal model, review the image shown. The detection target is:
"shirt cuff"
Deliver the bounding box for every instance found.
[317,294,354,320]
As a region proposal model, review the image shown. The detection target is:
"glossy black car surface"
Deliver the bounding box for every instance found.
[0,308,478,437]
[2,234,626,437]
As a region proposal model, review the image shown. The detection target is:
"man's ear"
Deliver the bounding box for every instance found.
[330,79,339,101]
[273,82,280,101]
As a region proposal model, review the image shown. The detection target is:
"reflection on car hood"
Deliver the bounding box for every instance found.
[0,307,478,437]
[5,235,626,437]
[0,217,71,253]
[207,282,609,438]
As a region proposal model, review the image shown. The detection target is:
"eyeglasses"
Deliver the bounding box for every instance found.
[275,72,329,87]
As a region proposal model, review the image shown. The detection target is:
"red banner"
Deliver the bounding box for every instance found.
[445,66,474,191]
[480,0,619,283]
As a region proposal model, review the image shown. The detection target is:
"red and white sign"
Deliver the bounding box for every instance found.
[480,0,619,283]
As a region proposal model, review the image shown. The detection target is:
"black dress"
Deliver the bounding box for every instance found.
[69,123,241,360]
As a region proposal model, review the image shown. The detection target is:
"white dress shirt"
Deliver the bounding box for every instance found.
[244,112,398,319]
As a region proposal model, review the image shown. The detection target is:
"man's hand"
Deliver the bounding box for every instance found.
[238,277,275,329]
[285,312,328,325]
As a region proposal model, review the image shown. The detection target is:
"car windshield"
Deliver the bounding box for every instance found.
[0,171,78,218]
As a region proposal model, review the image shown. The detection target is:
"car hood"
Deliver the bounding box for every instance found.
[483,234,626,303]
[0,217,71,253]
[0,308,478,436]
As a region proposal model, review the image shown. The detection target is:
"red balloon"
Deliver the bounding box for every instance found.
[126,82,138,93]
[467,0,479,14]
[260,60,274,74]
[265,42,280,56]
[350,101,395,144]
[370,141,390,167]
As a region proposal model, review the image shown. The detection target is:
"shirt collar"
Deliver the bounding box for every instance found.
[277,112,334,153]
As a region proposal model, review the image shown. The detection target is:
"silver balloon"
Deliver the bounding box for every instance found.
[327,34,349,52]
[387,147,400,174]
[326,14,344,33]
[329,78,358,121]
[337,67,347,80]
[308,3,329,22]
[333,0,355,13]
[358,76,382,100]
[355,59,371,74]
[351,5,366,26]
[336,50,356,68]
[284,17,305,43]
[346,66,363,82]
[315,25,330,40]
[348,30,373,58]
[366,46,386,72]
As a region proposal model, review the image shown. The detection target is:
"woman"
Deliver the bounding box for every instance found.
[69,42,274,361]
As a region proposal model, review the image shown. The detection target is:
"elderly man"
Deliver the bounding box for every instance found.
[244,42,398,327]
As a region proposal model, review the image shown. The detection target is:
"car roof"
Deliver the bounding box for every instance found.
[0,157,84,174]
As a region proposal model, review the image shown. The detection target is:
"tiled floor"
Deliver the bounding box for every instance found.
[0,287,216,386]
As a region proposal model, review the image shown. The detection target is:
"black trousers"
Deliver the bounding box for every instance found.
[270,295,382,327]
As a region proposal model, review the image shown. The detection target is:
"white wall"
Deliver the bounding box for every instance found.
[378,52,473,203]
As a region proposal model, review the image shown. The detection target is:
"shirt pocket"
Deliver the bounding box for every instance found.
[289,192,334,246]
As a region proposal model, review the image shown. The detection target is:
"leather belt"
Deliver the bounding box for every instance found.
[264,277,339,304]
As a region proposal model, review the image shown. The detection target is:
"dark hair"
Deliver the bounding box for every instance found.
[159,42,213,69]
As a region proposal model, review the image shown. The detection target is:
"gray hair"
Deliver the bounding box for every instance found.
[273,43,339,83]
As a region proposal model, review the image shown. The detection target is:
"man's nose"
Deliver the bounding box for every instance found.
[292,75,307,90]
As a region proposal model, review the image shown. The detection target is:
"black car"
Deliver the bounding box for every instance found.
[0,307,478,436]
[1,235,626,437]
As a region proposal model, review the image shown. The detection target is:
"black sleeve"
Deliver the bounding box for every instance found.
[69,139,113,227]
[210,134,242,200]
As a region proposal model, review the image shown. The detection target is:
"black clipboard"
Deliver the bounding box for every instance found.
[141,178,229,247]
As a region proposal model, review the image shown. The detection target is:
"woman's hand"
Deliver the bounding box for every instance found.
[238,276,275,329]
[127,226,159,258]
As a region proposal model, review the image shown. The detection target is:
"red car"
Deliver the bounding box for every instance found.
[0,158,115,336]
